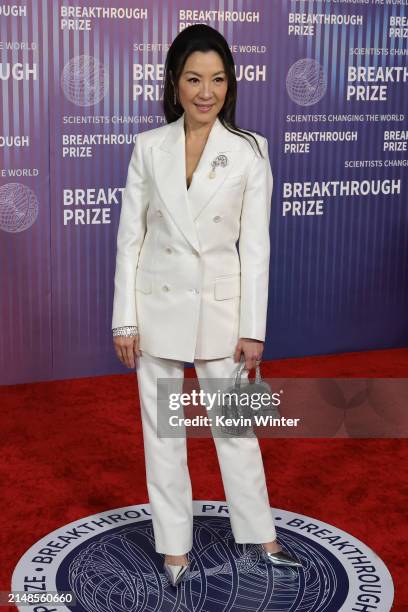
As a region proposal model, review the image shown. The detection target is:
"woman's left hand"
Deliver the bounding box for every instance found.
[233,338,264,370]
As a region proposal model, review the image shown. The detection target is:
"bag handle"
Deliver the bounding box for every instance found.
[234,357,262,388]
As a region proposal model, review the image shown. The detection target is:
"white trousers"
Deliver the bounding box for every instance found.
[136,351,277,555]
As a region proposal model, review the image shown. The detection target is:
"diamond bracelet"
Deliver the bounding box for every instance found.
[112,326,139,337]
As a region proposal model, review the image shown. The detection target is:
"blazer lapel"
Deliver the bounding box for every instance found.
[152,112,240,252]
[152,114,200,252]
[186,118,240,222]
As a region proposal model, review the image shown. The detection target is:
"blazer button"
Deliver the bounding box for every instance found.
[165,247,172,254]
[162,284,170,292]
[213,215,222,223]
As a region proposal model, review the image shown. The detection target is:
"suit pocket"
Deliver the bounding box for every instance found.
[214,274,241,300]
[135,268,152,294]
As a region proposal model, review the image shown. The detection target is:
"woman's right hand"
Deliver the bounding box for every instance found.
[113,335,141,369]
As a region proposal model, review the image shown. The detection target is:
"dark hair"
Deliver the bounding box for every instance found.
[163,24,264,157]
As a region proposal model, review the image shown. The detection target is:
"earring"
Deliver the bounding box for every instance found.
[173,87,177,105]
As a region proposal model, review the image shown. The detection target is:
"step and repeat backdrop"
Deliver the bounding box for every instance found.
[1,0,408,384]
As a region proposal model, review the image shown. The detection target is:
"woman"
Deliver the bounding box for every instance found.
[112,24,301,587]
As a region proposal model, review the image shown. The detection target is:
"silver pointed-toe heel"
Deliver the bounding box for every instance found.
[163,558,190,587]
[261,545,302,568]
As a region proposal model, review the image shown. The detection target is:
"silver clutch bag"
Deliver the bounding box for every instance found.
[220,359,281,436]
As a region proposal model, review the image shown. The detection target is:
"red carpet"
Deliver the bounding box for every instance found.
[1,348,407,611]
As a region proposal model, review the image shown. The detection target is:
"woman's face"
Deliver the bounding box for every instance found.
[176,50,228,126]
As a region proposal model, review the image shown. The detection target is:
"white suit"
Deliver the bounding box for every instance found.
[112,113,277,555]
[112,112,273,362]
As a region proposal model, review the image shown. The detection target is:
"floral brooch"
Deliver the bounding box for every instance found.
[208,154,228,179]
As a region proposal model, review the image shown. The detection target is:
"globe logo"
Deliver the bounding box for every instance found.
[64,519,348,612]
[61,55,108,107]
[0,182,39,233]
[286,58,327,106]
[11,503,394,611]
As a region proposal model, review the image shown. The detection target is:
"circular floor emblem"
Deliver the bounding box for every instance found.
[12,502,394,611]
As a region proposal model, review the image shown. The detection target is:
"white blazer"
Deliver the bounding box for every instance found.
[112,112,273,362]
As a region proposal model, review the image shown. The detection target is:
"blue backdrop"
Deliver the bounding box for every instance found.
[1,0,407,384]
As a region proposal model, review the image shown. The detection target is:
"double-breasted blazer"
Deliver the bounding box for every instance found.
[112,112,273,363]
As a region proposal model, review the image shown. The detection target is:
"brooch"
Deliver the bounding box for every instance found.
[208,154,228,179]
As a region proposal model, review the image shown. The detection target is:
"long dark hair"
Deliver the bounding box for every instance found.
[163,24,264,158]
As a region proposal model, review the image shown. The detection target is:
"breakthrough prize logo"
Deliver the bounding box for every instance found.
[286,58,327,106]
[0,183,39,233]
[61,55,109,107]
[11,502,394,611]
